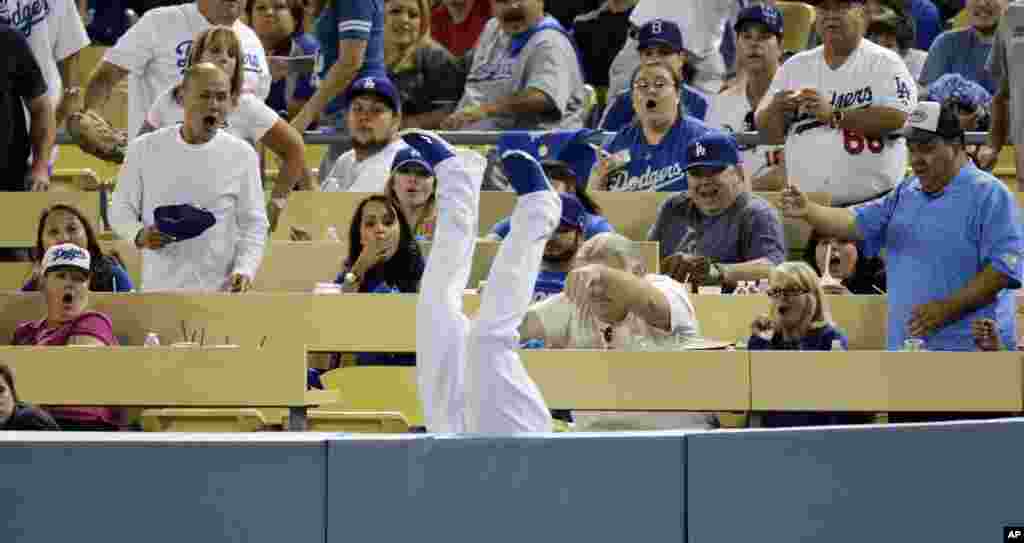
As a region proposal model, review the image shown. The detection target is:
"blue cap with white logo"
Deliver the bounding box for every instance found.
[734,4,784,36]
[683,131,742,172]
[391,147,435,176]
[343,75,402,113]
[637,19,685,52]
[559,193,585,232]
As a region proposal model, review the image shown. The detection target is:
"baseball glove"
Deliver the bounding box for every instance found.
[67,110,128,164]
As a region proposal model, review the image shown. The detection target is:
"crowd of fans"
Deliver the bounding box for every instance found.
[1,0,1023,432]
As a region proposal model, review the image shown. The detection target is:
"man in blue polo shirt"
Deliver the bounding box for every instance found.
[599,18,709,130]
[781,100,1023,351]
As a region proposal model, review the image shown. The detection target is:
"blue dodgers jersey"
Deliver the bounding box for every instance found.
[602,115,710,191]
[316,0,386,115]
[599,85,709,131]
[532,270,567,302]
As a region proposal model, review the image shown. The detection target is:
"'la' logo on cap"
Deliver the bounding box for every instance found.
[362,79,376,89]
[694,143,707,157]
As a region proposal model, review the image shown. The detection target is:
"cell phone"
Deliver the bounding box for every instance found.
[269,55,316,74]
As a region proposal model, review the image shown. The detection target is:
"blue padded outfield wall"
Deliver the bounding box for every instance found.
[2,420,1023,543]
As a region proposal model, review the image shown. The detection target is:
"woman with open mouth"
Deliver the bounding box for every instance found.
[747,261,872,427]
[141,25,313,231]
[589,60,709,192]
[12,244,121,431]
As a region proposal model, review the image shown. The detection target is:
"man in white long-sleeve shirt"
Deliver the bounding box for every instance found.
[110,63,268,292]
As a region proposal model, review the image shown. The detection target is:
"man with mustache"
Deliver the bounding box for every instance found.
[441,0,586,131]
[320,75,407,193]
[919,0,1008,94]
[983,0,1023,190]
[781,100,1024,352]
[756,0,917,207]
[110,63,269,292]
[82,0,271,139]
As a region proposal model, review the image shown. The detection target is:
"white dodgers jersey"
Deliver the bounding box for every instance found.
[764,39,917,205]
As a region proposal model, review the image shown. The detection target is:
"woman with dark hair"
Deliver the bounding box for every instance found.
[337,193,425,295]
[333,194,424,366]
[247,0,320,119]
[0,363,60,430]
[23,204,133,293]
[804,233,887,295]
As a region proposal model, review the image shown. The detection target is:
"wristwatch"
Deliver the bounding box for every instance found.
[343,271,361,286]
[830,109,845,128]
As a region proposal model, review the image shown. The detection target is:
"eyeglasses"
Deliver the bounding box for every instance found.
[632,78,673,92]
[765,287,810,299]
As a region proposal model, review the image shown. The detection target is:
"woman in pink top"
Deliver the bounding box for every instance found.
[12,243,119,430]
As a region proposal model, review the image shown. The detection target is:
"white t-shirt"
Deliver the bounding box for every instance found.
[529,274,699,350]
[0,0,90,104]
[110,126,269,291]
[706,89,783,183]
[146,86,279,143]
[321,139,407,193]
[903,48,927,81]
[762,39,918,205]
[104,3,271,138]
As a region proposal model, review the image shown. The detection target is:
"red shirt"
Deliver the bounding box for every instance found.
[13,311,120,427]
[431,1,492,57]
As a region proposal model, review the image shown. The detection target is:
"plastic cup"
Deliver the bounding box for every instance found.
[903,338,925,352]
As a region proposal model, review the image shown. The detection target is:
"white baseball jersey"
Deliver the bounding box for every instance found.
[105,3,271,138]
[147,87,279,144]
[706,90,783,183]
[762,39,917,205]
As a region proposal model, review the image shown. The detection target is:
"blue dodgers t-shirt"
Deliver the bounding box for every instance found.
[490,212,614,240]
[316,0,386,116]
[602,114,710,191]
[599,85,710,131]
[854,165,1024,351]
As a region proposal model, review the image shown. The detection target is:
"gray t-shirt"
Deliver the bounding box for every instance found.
[988,4,1024,147]
[647,192,787,264]
[456,17,585,130]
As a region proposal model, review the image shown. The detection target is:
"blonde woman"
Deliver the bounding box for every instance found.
[748,261,871,428]
[383,0,466,129]
[385,147,437,240]
[748,261,847,351]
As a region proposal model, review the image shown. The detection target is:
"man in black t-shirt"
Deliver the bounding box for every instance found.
[0,23,54,192]
[571,0,637,88]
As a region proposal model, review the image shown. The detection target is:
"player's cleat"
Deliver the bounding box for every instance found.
[398,128,456,167]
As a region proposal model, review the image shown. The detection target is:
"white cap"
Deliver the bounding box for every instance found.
[41,243,91,274]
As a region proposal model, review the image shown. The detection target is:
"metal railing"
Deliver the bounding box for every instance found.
[55,130,994,147]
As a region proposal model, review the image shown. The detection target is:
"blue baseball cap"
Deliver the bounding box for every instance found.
[734,4,784,36]
[559,193,585,232]
[534,129,608,188]
[391,147,435,176]
[343,75,402,113]
[154,203,217,241]
[683,131,742,172]
[637,19,684,52]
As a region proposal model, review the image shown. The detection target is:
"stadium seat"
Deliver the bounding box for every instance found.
[0,263,32,290]
[320,366,424,428]
[140,408,269,432]
[306,410,410,433]
[778,2,816,52]
[52,168,103,191]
